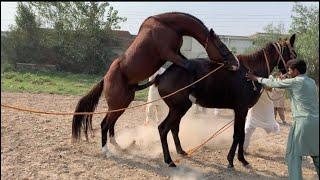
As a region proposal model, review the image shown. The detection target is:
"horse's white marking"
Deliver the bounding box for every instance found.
[188,94,197,103]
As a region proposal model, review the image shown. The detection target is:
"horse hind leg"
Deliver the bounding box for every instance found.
[101,113,110,155]
[101,90,135,156]
[108,110,127,151]
[101,110,127,156]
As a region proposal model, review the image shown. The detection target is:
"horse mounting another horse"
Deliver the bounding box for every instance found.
[72,12,239,155]
[136,34,297,167]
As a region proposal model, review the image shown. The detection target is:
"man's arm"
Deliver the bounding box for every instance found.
[258,77,295,89]
[246,73,295,89]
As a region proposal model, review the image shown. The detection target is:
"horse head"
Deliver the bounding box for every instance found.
[274,34,297,74]
[205,28,240,71]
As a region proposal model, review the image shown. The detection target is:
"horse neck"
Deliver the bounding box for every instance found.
[238,45,278,78]
[154,13,209,45]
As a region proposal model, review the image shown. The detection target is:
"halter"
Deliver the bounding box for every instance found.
[272,42,289,73]
[247,41,295,92]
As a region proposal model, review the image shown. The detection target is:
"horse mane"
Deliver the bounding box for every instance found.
[164,12,207,29]
[237,42,275,73]
[138,12,208,34]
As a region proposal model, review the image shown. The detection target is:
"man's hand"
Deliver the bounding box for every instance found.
[280,73,289,79]
[245,72,259,81]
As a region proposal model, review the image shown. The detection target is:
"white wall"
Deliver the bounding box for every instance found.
[181,35,253,59]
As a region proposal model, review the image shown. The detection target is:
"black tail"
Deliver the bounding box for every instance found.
[72,79,104,142]
[134,75,161,91]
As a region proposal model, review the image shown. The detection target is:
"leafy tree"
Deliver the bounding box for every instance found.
[231,46,237,54]
[2,2,42,65]
[3,2,127,74]
[244,23,288,54]
[27,2,127,74]
[289,2,319,83]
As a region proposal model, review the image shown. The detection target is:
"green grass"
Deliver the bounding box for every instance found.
[1,71,148,101]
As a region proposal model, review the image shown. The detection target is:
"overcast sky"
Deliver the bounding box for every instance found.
[1,1,318,36]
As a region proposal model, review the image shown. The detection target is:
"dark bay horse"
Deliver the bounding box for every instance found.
[72,12,239,153]
[137,34,297,167]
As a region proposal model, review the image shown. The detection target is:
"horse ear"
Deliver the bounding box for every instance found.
[289,34,296,46]
[209,28,215,37]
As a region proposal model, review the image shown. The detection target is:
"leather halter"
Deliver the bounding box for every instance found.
[245,41,295,91]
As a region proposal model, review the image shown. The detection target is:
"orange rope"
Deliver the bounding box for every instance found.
[1,63,224,115]
[170,120,234,166]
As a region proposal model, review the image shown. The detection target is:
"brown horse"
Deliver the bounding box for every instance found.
[72,12,239,153]
[135,34,297,167]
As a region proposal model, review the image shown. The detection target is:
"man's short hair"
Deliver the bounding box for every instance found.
[287,59,307,74]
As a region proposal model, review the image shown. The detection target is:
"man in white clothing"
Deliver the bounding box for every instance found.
[145,67,166,125]
[244,87,281,153]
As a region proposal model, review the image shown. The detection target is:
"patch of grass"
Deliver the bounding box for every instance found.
[1,71,149,101]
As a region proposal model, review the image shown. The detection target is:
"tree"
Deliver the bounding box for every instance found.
[2,2,42,65]
[24,2,128,74]
[244,23,288,54]
[231,46,237,55]
[289,2,319,83]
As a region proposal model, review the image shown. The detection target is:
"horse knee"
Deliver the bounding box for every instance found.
[158,124,169,139]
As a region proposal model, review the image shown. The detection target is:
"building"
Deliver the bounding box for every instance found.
[180,34,253,59]
[111,30,256,59]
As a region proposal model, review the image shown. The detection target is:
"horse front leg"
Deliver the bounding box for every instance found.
[171,104,191,156]
[165,51,195,74]
[158,110,176,167]
[227,133,238,168]
[227,109,249,168]
[236,110,250,167]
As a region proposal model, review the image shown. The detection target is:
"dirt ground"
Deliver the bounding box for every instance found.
[1,92,318,180]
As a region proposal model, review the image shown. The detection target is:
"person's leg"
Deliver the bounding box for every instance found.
[279,108,287,124]
[287,155,302,180]
[311,156,319,177]
[202,107,207,114]
[145,104,155,125]
[274,107,278,120]
[194,105,200,114]
[244,126,256,153]
[213,108,219,116]
[155,105,160,123]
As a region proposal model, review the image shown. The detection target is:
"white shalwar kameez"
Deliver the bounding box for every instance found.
[145,67,166,123]
[244,90,280,150]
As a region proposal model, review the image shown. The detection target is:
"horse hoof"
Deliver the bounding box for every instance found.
[178,151,188,156]
[227,164,234,169]
[244,164,252,169]
[101,146,112,157]
[168,163,177,167]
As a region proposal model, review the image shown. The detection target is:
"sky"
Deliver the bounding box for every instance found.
[1,1,318,36]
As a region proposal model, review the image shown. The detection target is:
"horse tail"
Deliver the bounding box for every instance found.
[134,75,161,91]
[72,79,104,142]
